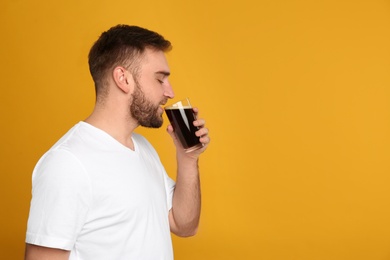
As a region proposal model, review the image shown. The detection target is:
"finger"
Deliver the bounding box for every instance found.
[166,124,174,134]
[192,107,199,116]
[193,118,206,127]
[195,127,209,137]
[166,125,176,140]
[199,135,210,145]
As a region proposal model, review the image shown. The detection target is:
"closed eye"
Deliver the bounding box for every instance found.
[155,71,170,85]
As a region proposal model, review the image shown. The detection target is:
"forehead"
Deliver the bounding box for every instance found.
[139,48,170,74]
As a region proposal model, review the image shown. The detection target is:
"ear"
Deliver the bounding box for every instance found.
[112,66,133,93]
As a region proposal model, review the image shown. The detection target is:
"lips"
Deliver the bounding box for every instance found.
[157,99,168,114]
[158,106,164,114]
[160,99,168,106]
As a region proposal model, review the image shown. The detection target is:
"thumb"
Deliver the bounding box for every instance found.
[166,124,175,137]
[166,125,183,148]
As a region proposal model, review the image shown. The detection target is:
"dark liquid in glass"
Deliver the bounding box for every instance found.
[165,107,201,150]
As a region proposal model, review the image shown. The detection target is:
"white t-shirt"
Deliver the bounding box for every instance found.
[26,122,176,260]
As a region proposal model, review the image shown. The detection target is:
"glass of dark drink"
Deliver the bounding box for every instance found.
[164,98,203,153]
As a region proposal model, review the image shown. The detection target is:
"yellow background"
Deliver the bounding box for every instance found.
[1,0,389,259]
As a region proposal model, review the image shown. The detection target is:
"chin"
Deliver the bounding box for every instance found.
[141,119,163,129]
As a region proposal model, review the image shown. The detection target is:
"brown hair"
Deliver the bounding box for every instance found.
[88,25,172,98]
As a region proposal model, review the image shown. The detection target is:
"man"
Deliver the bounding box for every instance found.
[25,24,210,259]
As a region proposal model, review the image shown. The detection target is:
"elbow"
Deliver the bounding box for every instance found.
[174,226,198,237]
[169,209,200,237]
[183,225,199,237]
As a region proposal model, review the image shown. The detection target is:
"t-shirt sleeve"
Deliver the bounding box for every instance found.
[26,148,92,250]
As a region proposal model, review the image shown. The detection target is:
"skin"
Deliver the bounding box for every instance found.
[25,48,210,259]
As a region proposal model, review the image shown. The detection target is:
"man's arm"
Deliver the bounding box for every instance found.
[25,244,70,260]
[167,108,210,237]
[168,155,201,237]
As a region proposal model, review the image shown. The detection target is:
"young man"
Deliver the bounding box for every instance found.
[25,24,210,259]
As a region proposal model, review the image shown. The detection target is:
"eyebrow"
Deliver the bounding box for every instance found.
[155,71,170,77]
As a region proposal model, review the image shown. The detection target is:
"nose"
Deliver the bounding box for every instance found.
[164,82,175,99]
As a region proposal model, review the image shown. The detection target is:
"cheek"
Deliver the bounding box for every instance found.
[149,84,165,99]
[142,78,156,92]
[139,78,164,102]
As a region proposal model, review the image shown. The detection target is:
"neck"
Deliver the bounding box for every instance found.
[84,99,139,150]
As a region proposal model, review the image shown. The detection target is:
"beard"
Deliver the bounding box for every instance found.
[130,81,165,128]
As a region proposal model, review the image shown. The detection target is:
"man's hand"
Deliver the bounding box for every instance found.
[166,107,210,158]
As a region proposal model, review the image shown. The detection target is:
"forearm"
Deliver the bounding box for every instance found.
[170,156,201,237]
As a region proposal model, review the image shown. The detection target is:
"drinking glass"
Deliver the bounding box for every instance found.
[165,98,203,153]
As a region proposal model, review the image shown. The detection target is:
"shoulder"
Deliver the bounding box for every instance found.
[33,148,89,187]
[41,122,107,160]
[32,124,92,192]
[35,123,87,175]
